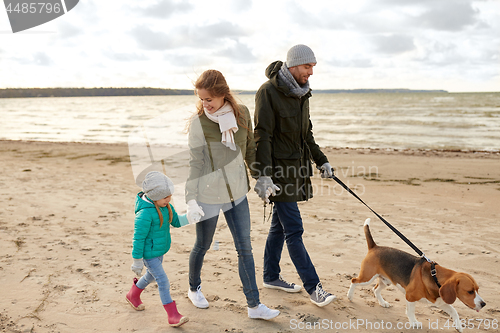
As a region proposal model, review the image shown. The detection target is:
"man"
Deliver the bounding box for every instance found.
[253,44,336,307]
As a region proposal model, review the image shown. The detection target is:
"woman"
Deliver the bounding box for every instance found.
[185,70,279,320]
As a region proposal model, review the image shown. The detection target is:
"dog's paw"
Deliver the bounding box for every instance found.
[454,321,464,333]
[408,320,422,329]
[379,300,391,308]
[346,287,355,301]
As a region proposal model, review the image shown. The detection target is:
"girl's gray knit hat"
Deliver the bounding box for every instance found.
[142,171,174,201]
[286,44,317,68]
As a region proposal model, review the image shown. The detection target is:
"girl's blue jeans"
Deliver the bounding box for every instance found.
[188,196,260,308]
[136,256,172,305]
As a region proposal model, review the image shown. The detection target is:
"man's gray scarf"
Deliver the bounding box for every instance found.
[278,62,310,98]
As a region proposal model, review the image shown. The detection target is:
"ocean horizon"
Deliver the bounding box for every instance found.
[1,92,499,152]
[0,87,456,99]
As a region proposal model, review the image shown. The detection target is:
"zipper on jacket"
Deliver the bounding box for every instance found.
[297,97,307,200]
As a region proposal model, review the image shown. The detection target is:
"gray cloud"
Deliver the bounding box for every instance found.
[373,0,484,32]
[131,21,247,51]
[417,46,465,67]
[196,21,247,40]
[34,52,54,66]
[416,39,499,68]
[328,58,374,68]
[172,21,247,48]
[231,0,253,11]
[301,0,489,35]
[72,0,100,23]
[372,34,416,54]
[57,22,83,38]
[164,41,256,67]
[481,48,499,65]
[416,1,481,31]
[104,51,149,62]
[131,26,172,50]
[215,42,256,63]
[165,53,211,68]
[375,0,440,5]
[285,2,347,29]
[135,0,193,19]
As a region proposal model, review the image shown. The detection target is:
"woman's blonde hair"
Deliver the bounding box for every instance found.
[192,69,247,130]
[154,202,173,228]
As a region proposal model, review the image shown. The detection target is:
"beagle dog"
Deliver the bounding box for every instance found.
[347,218,486,332]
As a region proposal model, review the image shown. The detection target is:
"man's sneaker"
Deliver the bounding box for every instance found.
[188,285,209,309]
[248,303,280,320]
[263,275,302,293]
[310,282,336,307]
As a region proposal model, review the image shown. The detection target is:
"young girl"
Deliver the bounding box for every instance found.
[185,69,280,320]
[126,171,193,327]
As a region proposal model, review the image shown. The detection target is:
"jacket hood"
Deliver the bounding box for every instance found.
[265,60,283,79]
[135,192,155,214]
[265,60,312,98]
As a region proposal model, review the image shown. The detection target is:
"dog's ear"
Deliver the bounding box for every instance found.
[439,280,457,304]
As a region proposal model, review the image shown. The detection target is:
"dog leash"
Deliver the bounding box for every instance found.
[321,169,442,287]
[319,167,431,259]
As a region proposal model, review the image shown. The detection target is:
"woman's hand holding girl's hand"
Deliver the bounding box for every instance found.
[131,258,144,276]
[187,199,204,224]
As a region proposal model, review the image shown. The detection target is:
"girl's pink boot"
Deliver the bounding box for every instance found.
[163,301,189,327]
[126,278,145,311]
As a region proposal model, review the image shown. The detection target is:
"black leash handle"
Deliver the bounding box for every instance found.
[319,166,425,258]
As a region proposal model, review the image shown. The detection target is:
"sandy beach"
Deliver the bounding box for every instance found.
[1,140,499,333]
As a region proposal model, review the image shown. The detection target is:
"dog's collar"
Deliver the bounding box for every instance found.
[430,262,441,288]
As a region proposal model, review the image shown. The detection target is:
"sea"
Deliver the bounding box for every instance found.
[1,92,499,152]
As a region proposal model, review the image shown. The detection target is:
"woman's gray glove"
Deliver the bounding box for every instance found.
[254,176,279,203]
[187,199,204,224]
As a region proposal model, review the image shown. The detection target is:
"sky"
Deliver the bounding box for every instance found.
[0,0,499,92]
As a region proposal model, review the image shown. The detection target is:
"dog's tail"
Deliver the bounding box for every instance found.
[363,218,376,250]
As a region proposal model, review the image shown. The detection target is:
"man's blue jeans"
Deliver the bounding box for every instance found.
[189,196,260,308]
[136,256,172,305]
[263,201,320,294]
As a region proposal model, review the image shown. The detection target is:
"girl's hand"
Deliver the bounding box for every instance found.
[131,258,144,276]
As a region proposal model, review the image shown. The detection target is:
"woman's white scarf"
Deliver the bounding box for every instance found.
[204,102,238,151]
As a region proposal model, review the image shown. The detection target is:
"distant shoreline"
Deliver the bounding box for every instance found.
[0,87,194,98]
[0,87,452,98]
[1,139,498,156]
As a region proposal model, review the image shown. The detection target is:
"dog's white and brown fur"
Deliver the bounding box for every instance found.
[347,218,486,332]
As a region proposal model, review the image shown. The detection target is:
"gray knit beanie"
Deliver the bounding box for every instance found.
[286,44,317,68]
[142,171,174,201]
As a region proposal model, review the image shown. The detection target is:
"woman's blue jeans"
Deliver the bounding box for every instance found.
[136,256,172,305]
[189,196,260,308]
[263,201,320,295]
